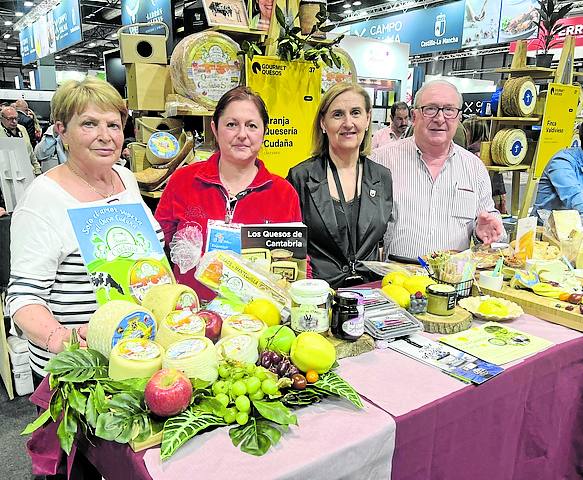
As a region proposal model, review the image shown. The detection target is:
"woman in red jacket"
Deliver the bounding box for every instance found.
[155,86,302,300]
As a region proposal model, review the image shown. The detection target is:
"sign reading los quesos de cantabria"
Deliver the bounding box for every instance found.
[246,57,321,178]
[348,0,465,55]
[19,0,82,65]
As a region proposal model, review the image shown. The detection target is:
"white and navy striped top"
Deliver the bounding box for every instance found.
[7,165,164,377]
[371,136,504,260]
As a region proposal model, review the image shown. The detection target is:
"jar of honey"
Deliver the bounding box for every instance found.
[426,284,456,316]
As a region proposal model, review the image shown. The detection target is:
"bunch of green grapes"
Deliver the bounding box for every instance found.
[212,361,280,425]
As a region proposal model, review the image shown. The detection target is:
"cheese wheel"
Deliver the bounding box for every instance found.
[492,129,527,166]
[515,78,537,116]
[155,310,206,348]
[87,300,157,357]
[220,314,267,340]
[108,339,163,381]
[141,284,200,324]
[146,131,180,166]
[215,334,259,364]
[163,337,218,382]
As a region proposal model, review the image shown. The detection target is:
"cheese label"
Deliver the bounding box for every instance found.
[116,339,161,360]
[166,338,207,359]
[228,314,264,333]
[219,335,254,357]
[128,259,174,303]
[111,311,157,349]
[147,132,180,160]
[175,292,199,311]
[166,310,205,334]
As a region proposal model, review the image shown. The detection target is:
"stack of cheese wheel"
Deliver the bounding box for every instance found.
[87,300,157,357]
[146,131,181,166]
[320,47,357,93]
[501,76,537,117]
[163,337,218,382]
[141,284,200,325]
[155,310,206,348]
[220,314,267,340]
[108,338,164,381]
[491,128,528,166]
[169,32,241,110]
[215,334,259,364]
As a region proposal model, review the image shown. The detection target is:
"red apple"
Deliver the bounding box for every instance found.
[144,368,193,417]
[196,310,223,343]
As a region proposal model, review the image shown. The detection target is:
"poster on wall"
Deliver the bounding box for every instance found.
[246,56,321,178]
[462,0,502,47]
[498,0,539,42]
[121,0,174,48]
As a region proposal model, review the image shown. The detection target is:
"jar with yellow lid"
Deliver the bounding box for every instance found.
[426,284,456,316]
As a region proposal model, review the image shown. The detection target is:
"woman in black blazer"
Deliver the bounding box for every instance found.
[287,83,393,288]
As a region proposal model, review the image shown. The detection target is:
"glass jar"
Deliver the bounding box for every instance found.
[331,291,364,342]
[289,279,331,334]
[426,284,457,316]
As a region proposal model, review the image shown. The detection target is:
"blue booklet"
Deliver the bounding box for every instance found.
[68,203,174,305]
[388,334,504,385]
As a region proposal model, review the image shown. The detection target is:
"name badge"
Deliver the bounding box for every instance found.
[206,219,242,253]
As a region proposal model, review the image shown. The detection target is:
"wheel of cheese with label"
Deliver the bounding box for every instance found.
[108,338,164,381]
[128,259,174,304]
[491,128,527,166]
[163,337,218,382]
[155,310,206,348]
[320,47,357,93]
[501,77,536,117]
[87,300,157,357]
[170,32,242,110]
[141,284,200,325]
[215,334,259,364]
[146,131,180,166]
[220,314,267,340]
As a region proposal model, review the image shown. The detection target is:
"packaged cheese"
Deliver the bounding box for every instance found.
[215,334,259,364]
[141,284,200,324]
[108,338,163,381]
[155,310,206,348]
[163,337,218,383]
[220,314,266,340]
[87,300,157,357]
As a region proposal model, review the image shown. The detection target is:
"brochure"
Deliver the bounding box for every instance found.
[388,334,503,384]
[439,322,553,365]
[68,203,174,305]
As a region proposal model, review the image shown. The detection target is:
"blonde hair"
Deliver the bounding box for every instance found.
[312,83,372,157]
[51,77,128,128]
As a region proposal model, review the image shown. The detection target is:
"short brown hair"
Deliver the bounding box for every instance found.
[312,83,372,157]
[51,77,128,128]
[213,86,269,129]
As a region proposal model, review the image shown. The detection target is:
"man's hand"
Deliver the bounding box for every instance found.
[475,211,504,245]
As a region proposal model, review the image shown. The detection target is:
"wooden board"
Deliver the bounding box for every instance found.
[475,284,583,332]
[415,306,472,334]
[325,332,375,359]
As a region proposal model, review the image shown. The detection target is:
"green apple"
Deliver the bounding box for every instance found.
[259,325,296,355]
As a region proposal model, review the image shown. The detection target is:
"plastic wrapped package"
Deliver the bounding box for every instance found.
[169,32,242,110]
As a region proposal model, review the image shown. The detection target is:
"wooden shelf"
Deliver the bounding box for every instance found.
[496,67,555,78]
[572,72,583,78]
[485,165,530,172]
[488,116,541,123]
[209,25,267,37]
[140,190,163,199]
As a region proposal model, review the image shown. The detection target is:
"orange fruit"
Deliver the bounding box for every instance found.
[305,370,319,383]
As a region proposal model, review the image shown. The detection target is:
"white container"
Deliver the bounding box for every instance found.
[12,363,34,396]
[289,279,331,333]
[7,336,29,366]
[479,271,504,291]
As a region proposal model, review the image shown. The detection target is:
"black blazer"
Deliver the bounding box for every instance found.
[287,155,393,288]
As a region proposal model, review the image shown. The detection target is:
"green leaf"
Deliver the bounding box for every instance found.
[108,391,145,414]
[92,382,108,413]
[101,377,149,394]
[275,5,286,28]
[229,418,287,456]
[280,387,324,407]
[197,397,226,417]
[312,371,363,408]
[86,390,98,429]
[291,26,301,35]
[21,408,52,435]
[252,400,297,426]
[331,51,342,69]
[67,388,87,416]
[161,409,225,460]
[56,406,77,455]
[94,410,150,444]
[49,390,64,422]
[45,348,108,383]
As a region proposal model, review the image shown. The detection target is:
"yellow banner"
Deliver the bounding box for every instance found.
[536,83,579,177]
[246,56,321,178]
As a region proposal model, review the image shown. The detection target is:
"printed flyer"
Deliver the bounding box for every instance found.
[68,203,174,305]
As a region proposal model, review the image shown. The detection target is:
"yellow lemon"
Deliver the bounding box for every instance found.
[244,298,281,327]
[477,299,509,317]
[381,284,411,309]
[402,276,435,295]
[381,271,410,287]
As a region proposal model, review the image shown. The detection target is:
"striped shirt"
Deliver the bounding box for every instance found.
[371,136,503,260]
[7,165,163,376]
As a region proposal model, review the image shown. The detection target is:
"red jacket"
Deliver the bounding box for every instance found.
[155,151,302,300]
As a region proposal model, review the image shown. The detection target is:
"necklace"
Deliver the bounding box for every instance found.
[66,162,115,199]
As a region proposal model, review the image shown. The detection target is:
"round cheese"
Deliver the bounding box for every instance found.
[220,314,266,340]
[155,310,206,348]
[169,32,241,110]
[320,47,357,93]
[108,338,163,381]
[128,259,174,303]
[515,78,536,116]
[141,284,200,325]
[163,337,218,382]
[215,334,259,364]
[492,128,527,166]
[87,300,157,357]
[146,131,180,166]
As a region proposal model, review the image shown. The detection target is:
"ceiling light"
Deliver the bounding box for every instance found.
[343,3,350,8]
[7,45,17,50]
[88,42,96,47]
[3,33,10,39]
[70,49,77,53]
[55,55,60,59]
[4,20,13,26]
[24,1,34,6]
[353,1,362,5]
[15,11,24,17]
[345,9,353,13]
[109,32,118,39]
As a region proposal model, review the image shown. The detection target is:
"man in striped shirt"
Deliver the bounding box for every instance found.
[372,79,504,261]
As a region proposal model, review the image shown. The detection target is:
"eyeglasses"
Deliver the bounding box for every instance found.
[2,116,18,122]
[417,105,461,119]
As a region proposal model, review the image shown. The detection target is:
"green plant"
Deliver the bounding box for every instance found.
[238,40,263,61]
[275,5,344,67]
[534,0,573,54]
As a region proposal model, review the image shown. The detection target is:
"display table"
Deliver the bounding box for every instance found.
[28,314,583,479]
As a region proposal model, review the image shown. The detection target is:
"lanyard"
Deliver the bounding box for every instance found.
[328,157,361,274]
[222,188,250,224]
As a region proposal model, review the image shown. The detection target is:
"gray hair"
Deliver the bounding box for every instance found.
[413,80,463,108]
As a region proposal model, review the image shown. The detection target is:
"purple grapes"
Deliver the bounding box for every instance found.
[258,350,300,378]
